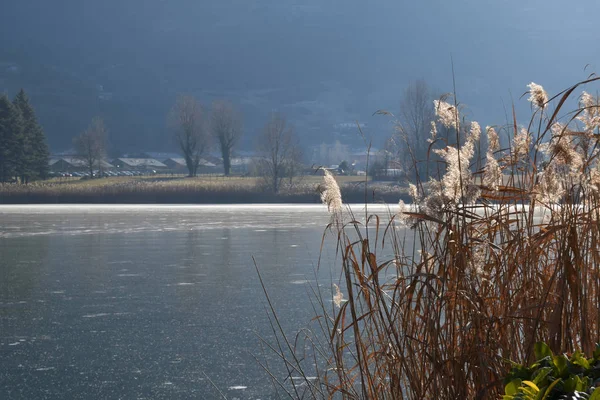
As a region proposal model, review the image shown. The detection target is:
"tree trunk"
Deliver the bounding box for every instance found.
[185,155,195,177]
[222,145,231,176]
[273,169,279,193]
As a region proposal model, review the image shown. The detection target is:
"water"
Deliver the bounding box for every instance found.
[0,204,394,399]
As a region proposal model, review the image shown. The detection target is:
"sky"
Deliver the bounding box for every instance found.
[1,0,599,151]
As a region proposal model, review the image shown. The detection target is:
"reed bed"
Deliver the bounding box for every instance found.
[0,176,407,204]
[260,78,600,399]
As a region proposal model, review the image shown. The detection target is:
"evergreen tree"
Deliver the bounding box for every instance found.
[0,94,24,183]
[13,89,50,181]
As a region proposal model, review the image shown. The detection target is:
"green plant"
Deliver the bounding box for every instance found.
[503,342,600,400]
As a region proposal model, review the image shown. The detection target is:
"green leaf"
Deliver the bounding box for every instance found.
[522,380,541,398]
[593,344,600,361]
[522,380,540,392]
[563,376,576,392]
[563,375,585,393]
[552,354,569,376]
[535,342,554,362]
[571,350,591,369]
[505,379,522,396]
[533,367,553,386]
[577,376,590,392]
[539,379,561,400]
[589,388,600,400]
[521,386,538,398]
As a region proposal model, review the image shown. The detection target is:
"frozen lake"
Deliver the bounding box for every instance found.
[0,204,395,399]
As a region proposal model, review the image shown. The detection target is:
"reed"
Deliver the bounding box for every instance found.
[0,176,407,204]
[261,77,600,399]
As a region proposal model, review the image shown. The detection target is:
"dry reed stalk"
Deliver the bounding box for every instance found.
[261,77,600,399]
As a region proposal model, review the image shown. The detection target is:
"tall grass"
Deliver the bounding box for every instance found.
[262,77,600,399]
[0,176,407,204]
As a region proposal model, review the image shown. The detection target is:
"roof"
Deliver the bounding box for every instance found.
[163,157,187,166]
[164,158,217,168]
[199,159,217,167]
[203,155,223,165]
[143,151,181,160]
[115,158,167,168]
[49,157,113,168]
[230,157,260,166]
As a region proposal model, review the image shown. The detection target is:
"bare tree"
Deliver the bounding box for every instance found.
[210,100,243,176]
[73,116,107,177]
[257,112,299,193]
[396,79,436,179]
[169,95,209,177]
[287,143,304,186]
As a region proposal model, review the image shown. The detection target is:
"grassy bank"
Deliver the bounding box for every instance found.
[0,175,409,204]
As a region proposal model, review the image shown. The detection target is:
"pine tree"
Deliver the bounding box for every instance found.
[0,94,24,183]
[13,89,50,181]
[0,95,9,181]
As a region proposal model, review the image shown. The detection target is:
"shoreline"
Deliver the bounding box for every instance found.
[0,192,407,205]
[0,179,409,205]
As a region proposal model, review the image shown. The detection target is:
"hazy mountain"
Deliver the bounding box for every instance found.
[1,0,599,153]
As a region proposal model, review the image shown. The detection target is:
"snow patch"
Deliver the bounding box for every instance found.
[82,313,110,318]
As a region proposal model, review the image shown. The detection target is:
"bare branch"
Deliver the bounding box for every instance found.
[73,116,107,178]
[396,79,436,180]
[168,95,209,177]
[257,112,301,193]
[210,100,243,176]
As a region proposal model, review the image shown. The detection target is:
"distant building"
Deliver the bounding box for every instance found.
[381,168,403,177]
[334,122,365,130]
[49,157,113,172]
[112,158,167,171]
[203,155,223,167]
[142,152,181,160]
[163,157,217,173]
[349,149,380,168]
[310,140,350,166]
[162,157,187,171]
[230,157,257,174]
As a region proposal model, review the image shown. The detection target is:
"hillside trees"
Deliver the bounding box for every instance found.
[73,116,108,178]
[169,95,210,177]
[210,100,243,176]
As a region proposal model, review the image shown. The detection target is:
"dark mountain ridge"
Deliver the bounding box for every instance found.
[2,1,599,154]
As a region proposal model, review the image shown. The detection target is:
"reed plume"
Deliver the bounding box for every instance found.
[263,76,600,400]
[319,169,342,213]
